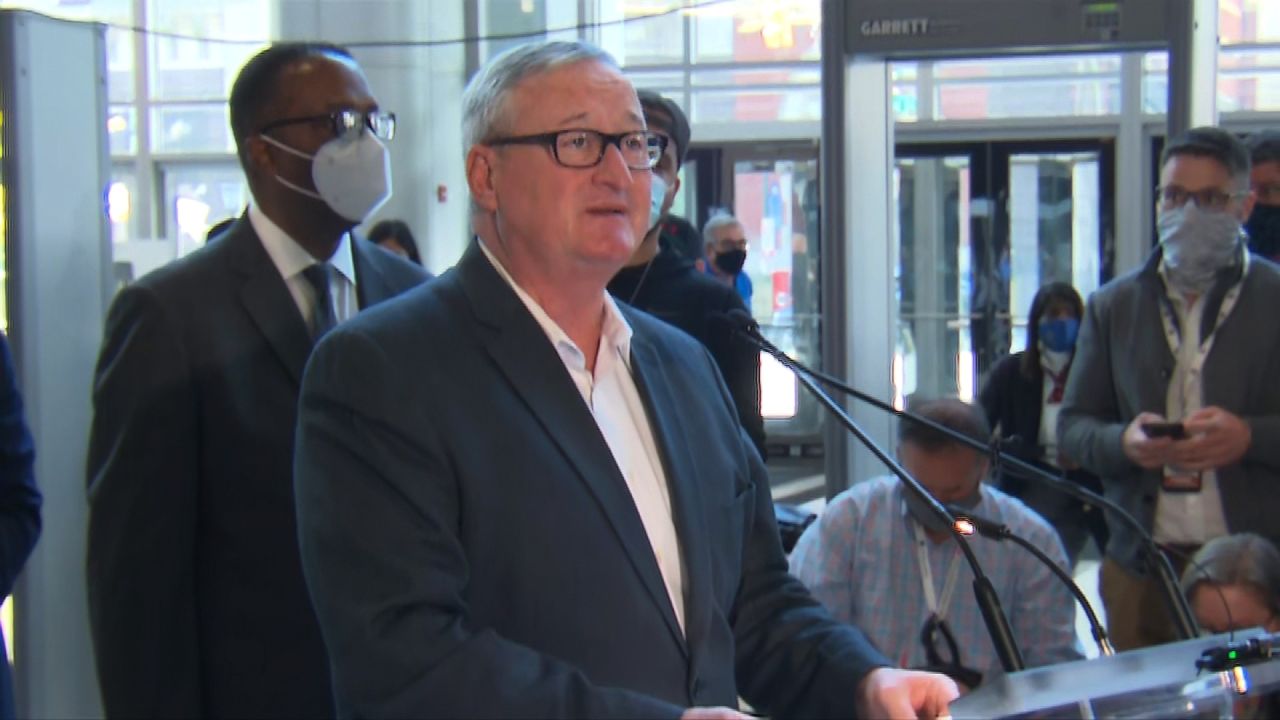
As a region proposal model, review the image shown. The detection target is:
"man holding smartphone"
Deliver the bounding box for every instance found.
[1060,126,1280,652]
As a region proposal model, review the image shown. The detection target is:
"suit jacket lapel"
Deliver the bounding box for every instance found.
[351,236,396,308]
[456,242,688,655]
[629,333,711,665]
[229,218,312,386]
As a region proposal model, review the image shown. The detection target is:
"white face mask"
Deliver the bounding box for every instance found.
[261,131,392,222]
[648,174,668,232]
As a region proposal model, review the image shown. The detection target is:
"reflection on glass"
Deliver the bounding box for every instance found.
[480,0,548,64]
[1219,47,1280,112]
[894,156,973,406]
[148,0,269,101]
[150,104,234,154]
[161,163,248,258]
[690,0,819,63]
[107,175,134,244]
[732,157,819,430]
[1219,0,1280,44]
[600,2,683,66]
[1007,153,1101,352]
[935,78,1121,120]
[107,106,135,156]
[692,87,819,123]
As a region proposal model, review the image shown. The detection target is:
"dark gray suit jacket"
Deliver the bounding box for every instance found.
[294,241,887,719]
[1059,249,1280,573]
[86,216,429,718]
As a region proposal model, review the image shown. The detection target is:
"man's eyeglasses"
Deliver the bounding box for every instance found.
[487,129,666,171]
[1156,184,1247,211]
[260,110,396,142]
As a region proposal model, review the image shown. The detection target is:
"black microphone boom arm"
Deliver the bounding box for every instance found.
[723,313,1026,673]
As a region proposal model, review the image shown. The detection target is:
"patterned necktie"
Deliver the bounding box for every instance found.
[301,262,336,340]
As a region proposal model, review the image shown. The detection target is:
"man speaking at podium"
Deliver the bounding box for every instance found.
[293,40,957,719]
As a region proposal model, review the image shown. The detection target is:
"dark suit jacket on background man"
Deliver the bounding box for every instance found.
[86,217,427,717]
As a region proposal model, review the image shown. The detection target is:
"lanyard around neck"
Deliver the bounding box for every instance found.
[913,519,963,621]
[1158,250,1249,365]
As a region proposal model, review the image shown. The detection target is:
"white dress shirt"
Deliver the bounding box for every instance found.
[478,240,686,633]
[1153,263,1230,545]
[249,203,358,334]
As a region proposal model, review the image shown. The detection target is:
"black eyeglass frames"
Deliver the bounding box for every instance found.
[486,129,666,171]
[259,109,396,142]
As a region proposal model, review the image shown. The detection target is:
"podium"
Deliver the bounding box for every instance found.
[949,629,1280,718]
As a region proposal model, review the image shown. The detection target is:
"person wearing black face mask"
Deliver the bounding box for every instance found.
[1245,130,1280,262]
[607,91,766,460]
[84,43,429,719]
[979,282,1109,568]
[702,213,753,307]
[790,398,1082,694]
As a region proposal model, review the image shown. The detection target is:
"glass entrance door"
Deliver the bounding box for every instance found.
[728,149,822,449]
[894,140,1113,406]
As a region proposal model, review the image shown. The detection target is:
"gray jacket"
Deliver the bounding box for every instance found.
[1059,248,1280,573]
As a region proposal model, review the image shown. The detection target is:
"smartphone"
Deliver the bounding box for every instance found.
[1142,421,1188,440]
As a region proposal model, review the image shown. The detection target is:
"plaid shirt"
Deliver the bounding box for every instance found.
[789,477,1083,679]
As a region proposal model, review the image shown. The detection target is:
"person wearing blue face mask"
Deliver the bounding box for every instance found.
[85,43,430,718]
[1060,126,1280,652]
[979,282,1108,568]
[608,90,766,460]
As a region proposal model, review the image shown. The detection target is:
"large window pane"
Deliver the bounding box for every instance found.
[150,103,233,154]
[936,78,1120,120]
[894,156,973,405]
[600,2,683,67]
[624,69,685,91]
[479,0,548,64]
[1220,0,1280,44]
[691,67,818,86]
[147,0,269,102]
[107,106,137,156]
[691,0,819,64]
[1006,152,1102,351]
[1142,51,1169,114]
[107,166,138,246]
[892,62,920,122]
[1219,46,1280,112]
[932,54,1122,120]
[160,163,247,256]
[692,86,819,123]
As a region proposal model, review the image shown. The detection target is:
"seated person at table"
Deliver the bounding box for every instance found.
[790,398,1082,692]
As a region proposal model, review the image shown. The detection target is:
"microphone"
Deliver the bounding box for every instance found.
[719,310,1200,642]
[946,504,1114,657]
[718,310,1027,673]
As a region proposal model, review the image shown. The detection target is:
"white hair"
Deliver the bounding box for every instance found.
[461,40,620,154]
[703,212,742,246]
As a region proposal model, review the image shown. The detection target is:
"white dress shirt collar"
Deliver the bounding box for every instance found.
[248,203,356,286]
[477,239,634,378]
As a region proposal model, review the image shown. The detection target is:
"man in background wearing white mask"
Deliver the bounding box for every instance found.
[608,90,766,459]
[86,43,429,718]
[1061,126,1280,651]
